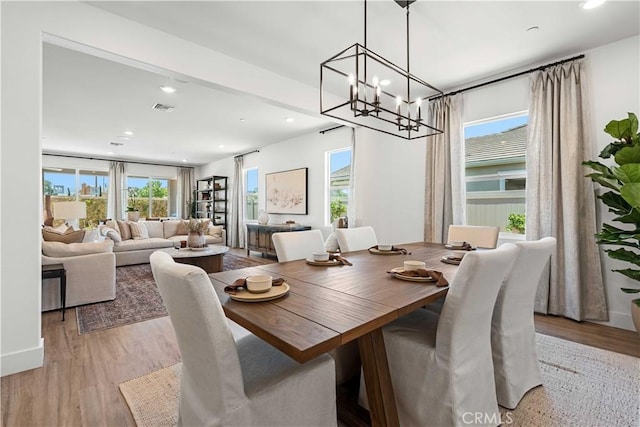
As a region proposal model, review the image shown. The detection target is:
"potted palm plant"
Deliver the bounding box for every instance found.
[583,112,640,333]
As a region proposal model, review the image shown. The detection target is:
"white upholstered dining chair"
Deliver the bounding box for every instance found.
[335,226,378,252]
[447,225,500,249]
[272,229,326,262]
[271,229,361,386]
[150,251,337,427]
[491,237,556,409]
[359,243,519,427]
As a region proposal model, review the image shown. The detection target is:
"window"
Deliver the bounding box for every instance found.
[245,168,258,220]
[43,168,108,227]
[327,148,351,225]
[464,112,528,233]
[127,176,172,218]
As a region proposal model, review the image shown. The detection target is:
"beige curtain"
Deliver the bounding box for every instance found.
[177,167,195,219]
[527,59,608,321]
[229,156,245,248]
[424,94,465,243]
[107,161,126,220]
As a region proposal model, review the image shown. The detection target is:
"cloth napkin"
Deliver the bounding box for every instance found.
[392,269,449,287]
[369,245,411,254]
[452,242,476,251]
[224,277,285,295]
[329,254,352,266]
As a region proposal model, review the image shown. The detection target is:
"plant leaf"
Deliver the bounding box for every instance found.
[605,248,640,266]
[599,191,632,214]
[629,112,639,137]
[620,183,640,210]
[588,174,620,191]
[614,145,640,165]
[621,287,640,293]
[614,208,640,224]
[613,163,640,183]
[582,160,613,175]
[612,268,640,282]
[605,117,632,140]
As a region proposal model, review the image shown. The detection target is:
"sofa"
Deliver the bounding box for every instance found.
[99,219,226,267]
[41,240,116,311]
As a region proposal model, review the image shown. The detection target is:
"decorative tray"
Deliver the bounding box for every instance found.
[369,248,404,255]
[387,267,438,283]
[306,257,342,266]
[229,283,290,302]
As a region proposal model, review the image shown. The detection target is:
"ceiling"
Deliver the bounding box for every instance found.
[42,1,640,166]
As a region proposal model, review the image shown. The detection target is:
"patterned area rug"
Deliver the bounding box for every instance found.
[119,334,640,427]
[76,253,274,334]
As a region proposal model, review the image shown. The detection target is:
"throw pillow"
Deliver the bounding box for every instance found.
[105,219,118,231]
[42,228,85,244]
[116,220,132,240]
[176,220,190,235]
[129,221,149,240]
[207,225,223,237]
[102,226,122,242]
[325,232,340,252]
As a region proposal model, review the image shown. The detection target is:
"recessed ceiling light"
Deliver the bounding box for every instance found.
[285,117,295,123]
[379,79,391,86]
[181,159,187,163]
[218,144,225,148]
[160,86,176,93]
[107,151,114,155]
[123,130,134,136]
[582,0,606,9]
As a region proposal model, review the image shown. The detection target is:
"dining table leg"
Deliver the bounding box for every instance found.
[358,329,400,427]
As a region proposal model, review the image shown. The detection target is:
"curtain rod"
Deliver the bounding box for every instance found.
[43,152,194,168]
[429,54,585,101]
[319,125,346,134]
[234,149,260,159]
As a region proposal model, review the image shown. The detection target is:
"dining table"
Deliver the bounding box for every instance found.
[208,241,460,427]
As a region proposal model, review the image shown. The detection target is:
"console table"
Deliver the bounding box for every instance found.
[246,224,311,257]
[42,263,66,321]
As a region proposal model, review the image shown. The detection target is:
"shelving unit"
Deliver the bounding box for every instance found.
[196,176,228,245]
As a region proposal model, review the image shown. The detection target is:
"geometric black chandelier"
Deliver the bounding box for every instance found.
[320,0,444,140]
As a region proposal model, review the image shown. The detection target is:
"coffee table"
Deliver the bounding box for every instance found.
[163,245,229,273]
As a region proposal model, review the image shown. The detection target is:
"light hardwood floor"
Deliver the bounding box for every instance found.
[2,258,639,426]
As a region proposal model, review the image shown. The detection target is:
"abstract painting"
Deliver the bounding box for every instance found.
[265,167,308,214]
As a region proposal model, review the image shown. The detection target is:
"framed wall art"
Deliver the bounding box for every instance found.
[265,167,308,215]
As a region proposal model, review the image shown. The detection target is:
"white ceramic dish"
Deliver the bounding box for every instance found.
[404,260,426,271]
[229,283,290,302]
[388,267,437,282]
[312,252,330,262]
[245,275,273,293]
[440,256,461,265]
[377,244,393,251]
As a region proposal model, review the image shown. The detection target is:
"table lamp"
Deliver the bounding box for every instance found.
[53,201,87,230]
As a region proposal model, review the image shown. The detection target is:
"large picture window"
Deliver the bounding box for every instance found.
[464,112,528,233]
[245,168,258,221]
[127,176,172,218]
[327,148,351,225]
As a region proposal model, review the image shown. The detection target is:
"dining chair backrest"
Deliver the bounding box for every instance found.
[491,236,556,409]
[335,226,378,252]
[149,251,247,424]
[436,243,519,370]
[447,225,500,249]
[272,229,326,262]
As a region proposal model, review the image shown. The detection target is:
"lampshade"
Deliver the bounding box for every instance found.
[53,201,87,220]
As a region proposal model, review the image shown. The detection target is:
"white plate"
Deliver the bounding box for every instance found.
[388,267,437,282]
[440,256,461,265]
[306,257,342,266]
[229,283,290,302]
[190,247,209,251]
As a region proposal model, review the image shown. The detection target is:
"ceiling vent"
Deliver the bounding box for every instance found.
[110,141,124,146]
[152,103,175,112]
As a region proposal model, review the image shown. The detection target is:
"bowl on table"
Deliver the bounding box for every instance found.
[245,275,273,293]
[404,260,426,271]
[378,244,393,251]
[312,252,330,262]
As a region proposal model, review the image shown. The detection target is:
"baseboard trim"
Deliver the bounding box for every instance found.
[591,311,635,332]
[1,338,44,377]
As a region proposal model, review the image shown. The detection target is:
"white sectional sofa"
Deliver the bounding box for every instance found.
[41,240,116,310]
[100,219,226,266]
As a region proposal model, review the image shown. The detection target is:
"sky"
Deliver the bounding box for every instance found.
[464,115,528,139]
[43,171,166,195]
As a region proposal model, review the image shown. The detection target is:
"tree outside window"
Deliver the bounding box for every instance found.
[328,149,351,224]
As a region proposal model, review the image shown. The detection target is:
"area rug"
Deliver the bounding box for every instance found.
[119,334,640,427]
[76,253,274,334]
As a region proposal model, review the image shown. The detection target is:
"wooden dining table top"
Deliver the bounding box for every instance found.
[208,241,459,363]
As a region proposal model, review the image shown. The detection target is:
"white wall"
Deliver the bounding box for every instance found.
[1,1,320,376]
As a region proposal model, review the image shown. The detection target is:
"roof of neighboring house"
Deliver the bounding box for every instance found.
[465,124,527,164]
[331,165,350,179]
